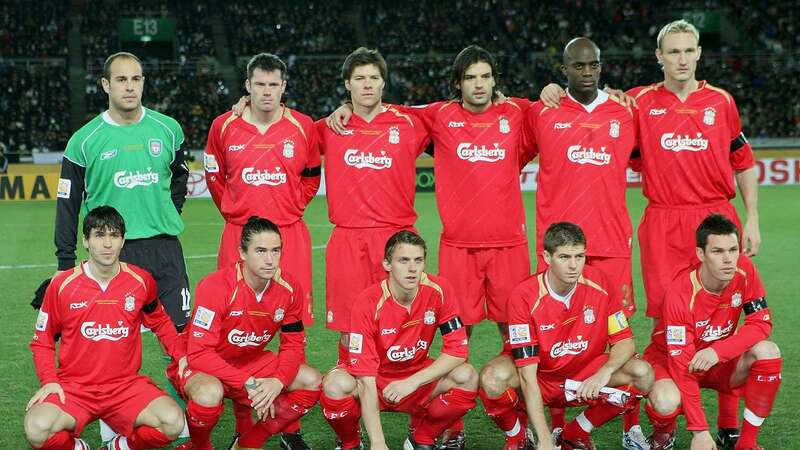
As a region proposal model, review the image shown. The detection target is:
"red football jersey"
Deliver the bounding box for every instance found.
[627,81,754,206]
[31,262,183,385]
[315,105,429,228]
[507,265,633,376]
[526,95,637,257]
[204,107,321,226]
[186,263,306,389]
[395,101,532,247]
[647,255,770,431]
[347,273,468,378]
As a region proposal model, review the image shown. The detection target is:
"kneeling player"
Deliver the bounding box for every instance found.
[25,206,185,450]
[320,231,478,450]
[479,222,653,450]
[171,217,321,450]
[644,215,780,450]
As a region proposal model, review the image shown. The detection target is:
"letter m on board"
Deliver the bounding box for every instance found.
[0,176,24,200]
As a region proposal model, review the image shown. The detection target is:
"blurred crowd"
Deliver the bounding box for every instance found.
[1,0,797,154]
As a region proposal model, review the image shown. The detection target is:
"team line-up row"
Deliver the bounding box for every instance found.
[29,17,774,450]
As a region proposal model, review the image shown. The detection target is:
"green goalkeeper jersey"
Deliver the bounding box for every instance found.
[62,107,185,239]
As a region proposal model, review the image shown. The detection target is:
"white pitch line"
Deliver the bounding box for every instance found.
[0,245,327,270]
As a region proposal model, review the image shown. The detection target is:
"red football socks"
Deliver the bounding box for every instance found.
[237,389,320,448]
[413,388,477,445]
[737,357,782,449]
[185,401,223,450]
[717,391,740,429]
[645,401,680,434]
[320,393,362,449]
[127,426,173,449]
[479,388,526,443]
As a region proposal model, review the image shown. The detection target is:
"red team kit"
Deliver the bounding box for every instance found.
[29,37,781,449]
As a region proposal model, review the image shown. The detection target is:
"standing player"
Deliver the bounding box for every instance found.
[330,45,534,339]
[526,38,646,448]
[169,216,321,450]
[26,206,186,450]
[319,231,478,450]
[643,215,780,450]
[540,21,761,447]
[53,51,192,444]
[479,222,653,449]
[314,47,430,363]
[204,52,320,326]
[55,51,192,328]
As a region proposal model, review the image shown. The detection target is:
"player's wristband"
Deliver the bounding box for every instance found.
[439,317,463,335]
[511,345,538,360]
[743,297,767,315]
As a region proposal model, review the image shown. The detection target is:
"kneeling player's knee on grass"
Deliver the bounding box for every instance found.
[157,402,186,438]
[627,359,655,391]
[480,364,511,396]
[323,370,357,398]
[189,377,224,407]
[649,382,681,415]
[23,410,54,446]
[449,363,479,390]
[750,340,781,360]
[295,365,323,390]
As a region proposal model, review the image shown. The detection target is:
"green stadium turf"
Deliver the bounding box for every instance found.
[1,187,797,449]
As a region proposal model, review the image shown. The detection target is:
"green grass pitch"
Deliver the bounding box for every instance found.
[1,187,797,449]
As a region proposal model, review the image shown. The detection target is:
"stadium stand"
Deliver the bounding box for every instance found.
[1,0,796,155]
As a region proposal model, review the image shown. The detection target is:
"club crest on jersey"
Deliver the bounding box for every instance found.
[583,307,595,324]
[609,120,620,138]
[731,292,742,307]
[282,139,295,158]
[703,107,716,125]
[498,117,511,134]
[274,307,285,322]
[388,126,400,144]
[148,139,163,157]
[124,295,135,312]
[424,310,436,325]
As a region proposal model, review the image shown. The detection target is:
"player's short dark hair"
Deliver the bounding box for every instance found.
[384,230,427,261]
[696,214,739,250]
[240,216,281,251]
[543,222,586,254]
[341,47,387,82]
[247,53,288,80]
[448,45,499,100]
[83,206,125,238]
[102,52,143,80]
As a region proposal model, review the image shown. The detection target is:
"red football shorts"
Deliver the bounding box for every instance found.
[168,352,284,406]
[325,225,414,332]
[536,354,611,407]
[376,359,438,414]
[643,346,743,394]
[43,375,167,435]
[439,242,530,325]
[218,219,314,324]
[638,201,741,318]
